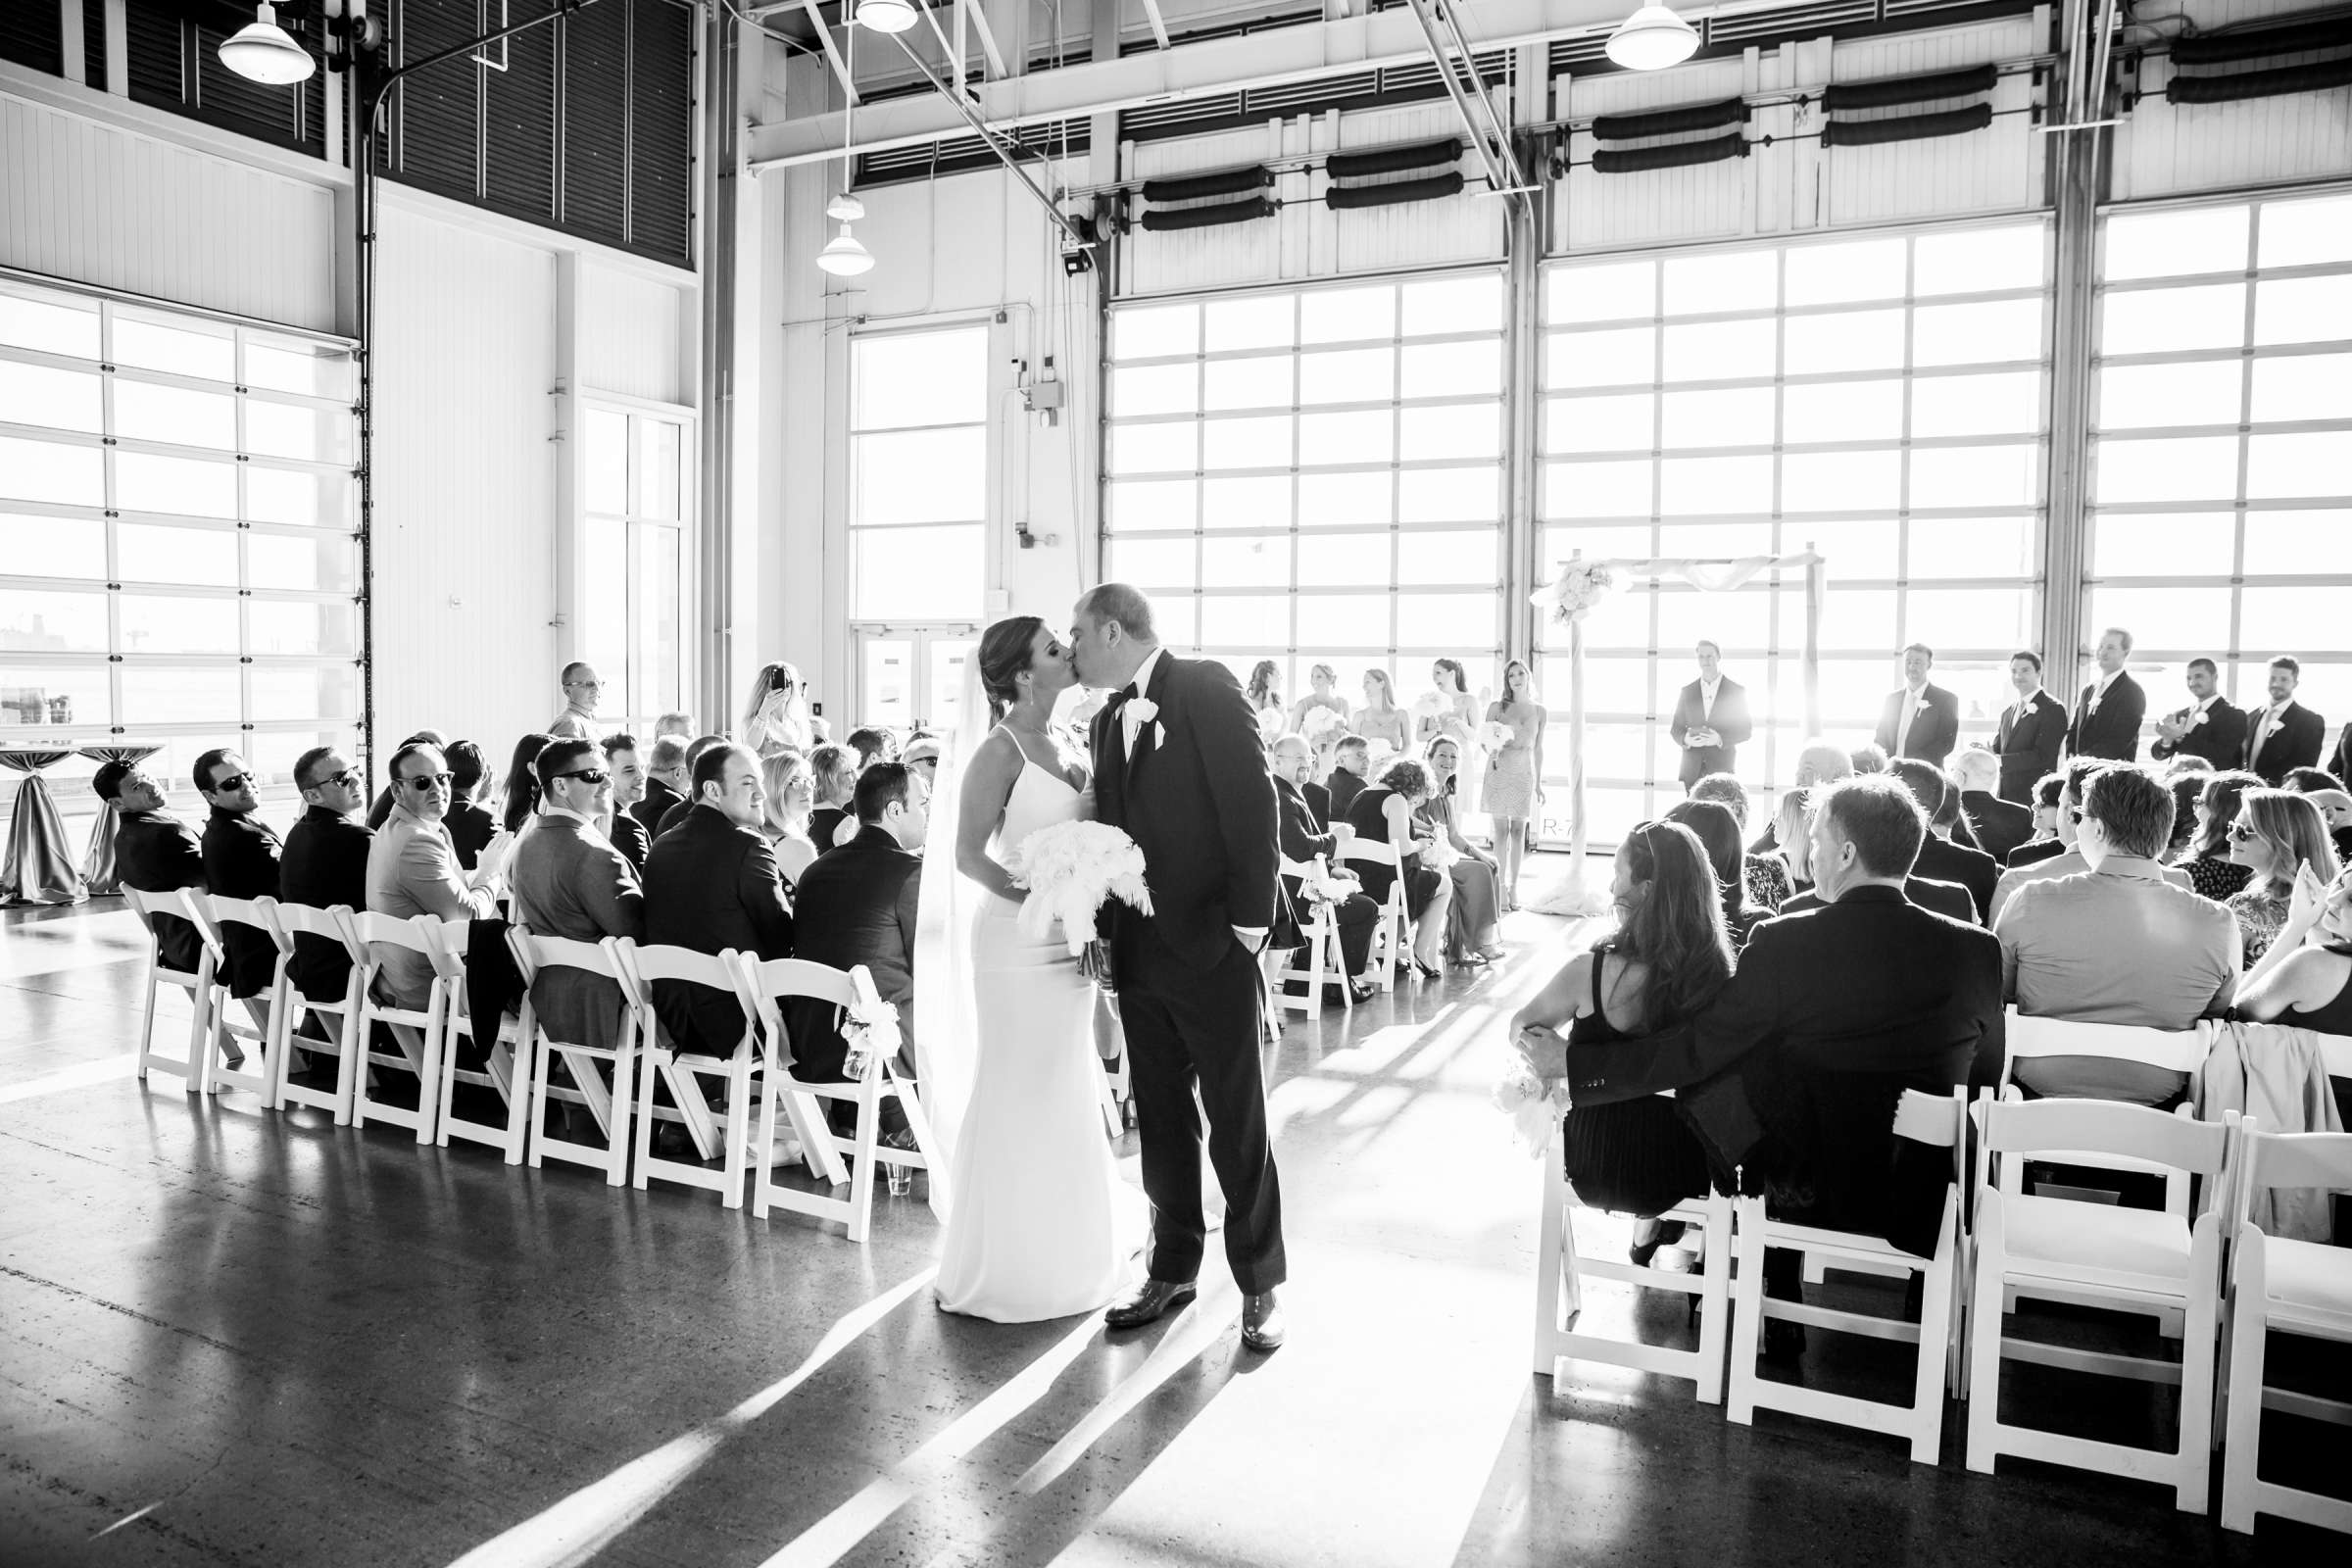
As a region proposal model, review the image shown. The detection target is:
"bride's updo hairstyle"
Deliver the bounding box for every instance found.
[977,614,1049,725]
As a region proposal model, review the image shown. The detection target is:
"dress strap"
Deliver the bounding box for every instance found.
[1589,949,1609,1015]
[998,724,1041,773]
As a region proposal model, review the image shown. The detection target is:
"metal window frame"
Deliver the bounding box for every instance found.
[579,394,698,736]
[844,321,992,630]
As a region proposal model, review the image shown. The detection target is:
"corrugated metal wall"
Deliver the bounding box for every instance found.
[1825,18,2042,223]
[1559,58,1754,251]
[0,77,338,331]
[2111,0,2352,201]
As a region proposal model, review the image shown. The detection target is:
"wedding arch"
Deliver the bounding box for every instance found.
[1528,547,1828,913]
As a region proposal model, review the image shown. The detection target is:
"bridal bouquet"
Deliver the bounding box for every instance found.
[1010,819,1155,956]
[1254,706,1287,744]
[1530,560,1615,628]
[1300,705,1346,748]
[1494,1059,1570,1158]
[1478,719,1513,751]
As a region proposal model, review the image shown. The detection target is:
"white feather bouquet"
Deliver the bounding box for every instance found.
[1010,819,1155,956]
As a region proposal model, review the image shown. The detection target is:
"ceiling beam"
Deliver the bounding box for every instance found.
[956,0,1010,77]
[1400,0,1528,198]
[1138,0,1174,50]
[794,0,860,103]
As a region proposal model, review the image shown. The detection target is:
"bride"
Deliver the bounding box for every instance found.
[921,614,1135,1321]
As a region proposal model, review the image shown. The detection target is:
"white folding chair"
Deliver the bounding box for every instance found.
[184,893,297,1111]
[2001,1008,2212,1216]
[1340,840,1408,992]
[509,928,642,1187]
[1966,1095,2232,1511]
[2220,1126,2352,1536]
[1533,1115,1732,1404]
[734,955,948,1242]
[1727,1088,1968,1464]
[428,916,526,1163]
[346,910,451,1144]
[615,942,757,1207]
[124,886,215,1095]
[1274,856,1353,1016]
[265,901,370,1125]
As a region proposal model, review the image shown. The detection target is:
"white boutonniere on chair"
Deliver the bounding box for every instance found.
[838,990,903,1081]
[1127,696,1161,752]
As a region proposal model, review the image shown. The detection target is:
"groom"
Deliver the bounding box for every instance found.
[1072,583,1289,1352]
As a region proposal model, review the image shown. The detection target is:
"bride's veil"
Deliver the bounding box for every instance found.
[912,655,991,1171]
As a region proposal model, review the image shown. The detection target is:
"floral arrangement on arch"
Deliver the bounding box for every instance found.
[1530,560,1616,628]
[1011,820,1155,956]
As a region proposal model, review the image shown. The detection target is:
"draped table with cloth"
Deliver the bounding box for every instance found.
[76,742,166,896]
[0,747,89,906]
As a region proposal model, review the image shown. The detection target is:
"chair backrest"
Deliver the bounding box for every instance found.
[425,915,473,986]
[1341,840,1398,870]
[2002,1007,2209,1078]
[2241,1127,2352,1203]
[613,942,743,1046]
[1892,1086,1964,1149]
[2318,1032,2352,1080]
[351,908,438,957]
[192,892,292,956]
[730,954,869,1064]
[123,886,214,970]
[506,927,624,985]
[274,901,367,962]
[1980,1093,2230,1178]
[1278,855,1317,879]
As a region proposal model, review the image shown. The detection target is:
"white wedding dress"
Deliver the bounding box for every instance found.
[934,736,1138,1322]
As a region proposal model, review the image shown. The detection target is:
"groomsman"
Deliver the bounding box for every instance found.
[1669,640,1752,791]
[1989,651,2067,803]
[2241,656,2328,786]
[1873,643,1960,768]
[2149,658,2248,768]
[2066,627,2145,761]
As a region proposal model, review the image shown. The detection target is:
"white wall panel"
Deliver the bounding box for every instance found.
[0,78,338,332]
[1329,101,1506,274]
[1558,58,1752,252]
[2112,0,2352,200]
[579,263,688,405]
[1825,19,2042,224]
[1127,124,1290,296]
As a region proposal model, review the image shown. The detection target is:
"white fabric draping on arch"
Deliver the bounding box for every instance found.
[1597,551,1824,593]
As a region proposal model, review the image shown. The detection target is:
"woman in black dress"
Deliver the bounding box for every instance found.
[805,742,858,855]
[1344,758,1451,979]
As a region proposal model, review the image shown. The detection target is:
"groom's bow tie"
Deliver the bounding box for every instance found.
[1109,682,1139,709]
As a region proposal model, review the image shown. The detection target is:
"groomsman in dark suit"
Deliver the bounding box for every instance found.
[1670,640,1753,791]
[1990,651,2067,803]
[643,743,795,1058]
[195,747,284,1005]
[2150,658,2248,769]
[784,763,925,1088]
[279,746,372,1004]
[1873,643,1960,768]
[98,761,207,977]
[2066,627,2146,761]
[2241,655,2328,786]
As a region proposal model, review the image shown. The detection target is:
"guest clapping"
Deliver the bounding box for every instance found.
[1345,758,1451,978]
[2233,858,2352,1033]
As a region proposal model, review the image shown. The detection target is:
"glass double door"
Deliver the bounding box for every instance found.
[853,624,977,737]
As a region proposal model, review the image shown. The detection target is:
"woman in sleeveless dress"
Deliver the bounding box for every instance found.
[1485,659,1544,911]
[930,615,1135,1322]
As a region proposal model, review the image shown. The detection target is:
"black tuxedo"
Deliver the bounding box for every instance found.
[1780,875,1976,927]
[279,806,371,1000]
[2242,700,2328,786]
[1571,886,2001,1255]
[1326,767,1366,821]
[643,803,796,1057]
[608,808,651,876]
[1874,684,1960,768]
[446,801,497,869]
[2068,671,2146,762]
[634,777,684,838]
[783,824,918,1083]
[2006,838,2066,870]
[1959,790,2034,865]
[2329,722,2351,788]
[1914,834,1998,924]
[1992,690,2067,802]
[2150,696,2247,769]
[116,808,207,974]
[1669,676,1753,788]
[1272,776,1376,983]
[1301,779,1333,833]
[200,807,282,998]
[1090,651,1286,1294]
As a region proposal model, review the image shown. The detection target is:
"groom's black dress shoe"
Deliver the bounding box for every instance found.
[1241,1290,1286,1353]
[1105,1278,1197,1330]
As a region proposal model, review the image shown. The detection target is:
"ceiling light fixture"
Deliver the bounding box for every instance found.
[816,223,876,275]
[1604,4,1699,71]
[219,3,317,85]
[855,0,919,35]
[818,23,876,276]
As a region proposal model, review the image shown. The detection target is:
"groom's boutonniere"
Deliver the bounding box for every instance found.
[1127,697,1161,750]
[1913,696,1930,715]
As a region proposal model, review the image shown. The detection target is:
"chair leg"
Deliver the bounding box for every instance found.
[846,1077,880,1243]
[752,1074,781,1220]
[2175,1256,2220,1514]
[1532,1155,1565,1376]
[414,1004,443,1146]
[525,1036,552,1169]
[606,1040,635,1188]
[1965,1235,2007,1475]
[493,1042,527,1165]
[1727,1200,1766,1427]
[436,1021,461,1148]
[1911,1218,1956,1465]
[721,1054,751,1210]
[894,1071,950,1221]
[631,1047,661,1192]
[2219,1260,2267,1532]
[1693,1199,1731,1407]
[138,966,162,1082]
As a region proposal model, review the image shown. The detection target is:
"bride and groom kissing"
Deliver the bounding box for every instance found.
[922,582,1288,1352]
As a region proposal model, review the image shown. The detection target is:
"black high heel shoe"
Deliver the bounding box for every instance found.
[1411,958,1443,981]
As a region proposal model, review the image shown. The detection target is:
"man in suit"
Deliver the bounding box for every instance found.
[1888,760,1998,923]
[2006,773,2071,869]
[655,735,731,840]
[1324,734,1370,822]
[278,745,372,1005]
[366,741,500,1007]
[365,729,449,831]
[1988,760,2195,924]
[644,743,796,1059]
[1781,873,1976,925]
[548,661,604,741]
[635,735,689,838]
[1953,750,2034,864]
[195,747,283,1012]
[1269,737,1375,1002]
[2241,656,2328,786]
[1990,651,2067,803]
[1075,582,1287,1353]
[2150,658,2248,770]
[2330,721,2351,793]
[1873,643,1960,768]
[600,733,652,875]
[2067,626,2146,762]
[97,760,207,978]
[506,738,644,1060]
[1670,640,1753,792]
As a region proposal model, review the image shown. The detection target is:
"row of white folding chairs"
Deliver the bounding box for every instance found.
[122,889,939,1243]
[1271,841,1417,1016]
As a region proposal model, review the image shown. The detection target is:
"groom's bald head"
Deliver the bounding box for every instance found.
[1071,582,1159,689]
[1076,583,1156,644]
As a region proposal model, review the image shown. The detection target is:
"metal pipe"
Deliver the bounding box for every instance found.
[883,31,1092,247]
[1397,0,1521,199]
[1436,0,1525,182]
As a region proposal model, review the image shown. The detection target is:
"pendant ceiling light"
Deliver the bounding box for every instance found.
[856,0,919,34]
[219,3,317,85]
[816,223,876,275]
[817,26,876,276]
[1604,4,1699,71]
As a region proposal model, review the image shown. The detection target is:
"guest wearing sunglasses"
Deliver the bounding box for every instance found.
[1987,760,2194,926]
[506,739,646,1059]
[280,746,374,1005]
[366,742,500,1008]
[2176,769,2263,902]
[195,748,284,1015]
[2225,788,2342,968]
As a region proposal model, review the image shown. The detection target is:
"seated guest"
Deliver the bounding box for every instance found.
[654,710,695,742]
[1664,798,1769,950]
[1511,819,1731,1259]
[2283,766,2352,863]
[760,748,819,888]
[901,735,942,793]
[501,734,555,836]
[1324,734,1371,820]
[1270,735,1377,1004]
[2227,788,2342,967]
[1345,758,1452,979]
[806,743,858,854]
[97,760,206,977]
[2234,858,2352,1036]
[279,745,372,1004]
[2163,774,2204,864]
[1889,760,1997,922]
[195,747,283,1018]
[2178,769,2264,901]
[2006,772,2070,869]
[785,763,928,1136]
[1268,734,1332,831]
[1752,742,1853,856]
[656,735,731,839]
[366,729,448,829]
[1420,738,1504,965]
[1770,787,1817,894]
[600,733,651,875]
[634,734,689,838]
[367,742,499,1007]
[643,742,796,1056]
[506,740,645,1055]
[845,726,897,770]
[1988,760,2192,924]
[1781,869,1977,926]
[1997,764,2239,1104]
[1849,742,1890,776]
[1690,773,1791,910]
[443,741,498,869]
[1953,750,2034,864]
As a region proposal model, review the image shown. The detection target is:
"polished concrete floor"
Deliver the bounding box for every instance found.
[1,871,2343,1567]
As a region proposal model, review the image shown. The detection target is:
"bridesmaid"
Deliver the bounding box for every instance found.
[1246,660,1287,743]
[1485,660,1544,912]
[1289,663,1350,734]
[1418,658,1484,814]
[1353,668,1410,756]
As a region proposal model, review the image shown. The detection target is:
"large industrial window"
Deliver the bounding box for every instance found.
[0,274,361,826]
[2085,188,2352,742]
[1102,271,1508,703]
[1537,222,2050,842]
[581,402,691,736]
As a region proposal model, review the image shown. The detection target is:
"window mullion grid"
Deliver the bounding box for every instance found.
[2228,211,2258,706]
[1896,238,1917,656]
[1767,248,1787,788]
[1645,270,1664,818]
